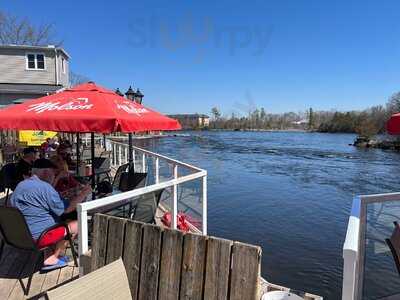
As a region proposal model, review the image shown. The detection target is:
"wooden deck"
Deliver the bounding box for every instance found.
[0,245,78,300]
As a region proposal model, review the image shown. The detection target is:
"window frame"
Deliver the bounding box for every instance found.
[61,57,66,74]
[25,52,46,71]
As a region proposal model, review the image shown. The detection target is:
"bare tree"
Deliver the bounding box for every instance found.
[0,11,61,46]
[211,107,221,120]
[386,92,400,116]
[69,71,90,87]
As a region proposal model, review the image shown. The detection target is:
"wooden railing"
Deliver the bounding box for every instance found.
[77,138,207,259]
[81,214,262,300]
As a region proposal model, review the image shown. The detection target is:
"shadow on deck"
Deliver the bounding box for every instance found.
[0,245,78,300]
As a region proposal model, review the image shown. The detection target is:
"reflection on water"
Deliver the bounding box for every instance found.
[134,131,400,299]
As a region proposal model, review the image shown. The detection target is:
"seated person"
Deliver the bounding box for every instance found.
[57,143,75,170]
[14,147,38,188]
[50,155,84,199]
[10,158,91,271]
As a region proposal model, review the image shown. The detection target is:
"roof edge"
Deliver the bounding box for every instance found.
[0,44,70,58]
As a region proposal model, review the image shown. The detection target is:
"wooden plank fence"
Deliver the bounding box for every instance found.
[82,214,262,300]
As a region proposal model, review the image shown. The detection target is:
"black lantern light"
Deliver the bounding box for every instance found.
[125,86,136,101]
[134,88,144,104]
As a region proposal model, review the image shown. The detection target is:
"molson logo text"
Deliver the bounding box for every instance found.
[27,98,93,114]
[116,102,148,116]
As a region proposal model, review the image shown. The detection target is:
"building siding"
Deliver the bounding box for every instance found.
[0,48,56,85]
[168,114,210,129]
[57,52,70,87]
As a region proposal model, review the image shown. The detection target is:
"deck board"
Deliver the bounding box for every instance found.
[41,269,61,293]
[0,246,20,299]
[0,244,78,300]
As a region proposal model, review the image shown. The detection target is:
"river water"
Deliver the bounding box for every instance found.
[134,131,400,299]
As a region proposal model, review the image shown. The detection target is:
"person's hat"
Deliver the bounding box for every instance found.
[23,147,38,155]
[32,158,57,169]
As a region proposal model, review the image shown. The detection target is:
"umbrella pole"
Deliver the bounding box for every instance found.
[91,133,96,200]
[128,133,133,171]
[103,134,106,150]
[76,133,80,176]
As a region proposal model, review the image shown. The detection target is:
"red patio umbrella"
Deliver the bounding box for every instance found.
[0,82,180,133]
[387,113,400,135]
[0,82,181,196]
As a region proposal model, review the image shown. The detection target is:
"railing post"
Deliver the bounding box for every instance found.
[155,157,160,184]
[172,164,178,230]
[342,197,361,300]
[142,153,146,172]
[202,173,208,235]
[112,143,116,166]
[118,144,122,166]
[133,150,136,170]
[124,147,128,164]
[343,250,358,300]
[77,204,88,275]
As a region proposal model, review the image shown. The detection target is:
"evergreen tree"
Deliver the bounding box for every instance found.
[308,108,314,130]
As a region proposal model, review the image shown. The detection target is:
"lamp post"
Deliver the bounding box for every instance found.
[134,89,144,104]
[125,86,135,101]
[125,85,137,169]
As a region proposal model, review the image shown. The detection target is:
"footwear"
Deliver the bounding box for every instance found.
[58,255,70,263]
[41,259,67,272]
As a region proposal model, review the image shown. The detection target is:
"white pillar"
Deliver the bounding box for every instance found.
[202,174,208,235]
[155,157,160,184]
[172,165,178,230]
[77,204,88,275]
[118,145,122,166]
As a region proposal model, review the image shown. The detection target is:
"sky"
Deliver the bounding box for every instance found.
[2,0,400,116]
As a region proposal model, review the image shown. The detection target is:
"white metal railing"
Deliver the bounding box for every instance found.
[342,197,361,300]
[77,138,207,260]
[342,192,400,300]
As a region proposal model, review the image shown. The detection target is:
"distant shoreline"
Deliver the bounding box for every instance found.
[207,128,308,133]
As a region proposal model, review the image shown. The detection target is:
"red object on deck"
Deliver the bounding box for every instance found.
[161,212,190,232]
[387,113,400,135]
[0,82,181,133]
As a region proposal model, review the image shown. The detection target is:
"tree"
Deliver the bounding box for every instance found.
[0,11,61,46]
[355,115,379,138]
[308,108,314,130]
[211,107,221,120]
[386,92,400,116]
[69,71,90,87]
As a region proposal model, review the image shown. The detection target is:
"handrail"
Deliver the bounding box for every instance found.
[342,192,400,300]
[77,139,208,271]
[342,197,361,300]
[109,139,204,172]
[343,197,361,253]
[79,171,206,212]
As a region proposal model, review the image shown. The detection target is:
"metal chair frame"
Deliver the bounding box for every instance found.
[0,207,78,295]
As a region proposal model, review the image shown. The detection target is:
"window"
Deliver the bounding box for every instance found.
[36,54,44,69]
[27,54,35,69]
[61,57,66,74]
[26,53,45,70]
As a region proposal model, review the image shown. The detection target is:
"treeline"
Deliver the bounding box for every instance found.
[209,92,400,137]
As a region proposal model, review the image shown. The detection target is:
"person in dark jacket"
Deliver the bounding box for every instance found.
[14,147,38,188]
